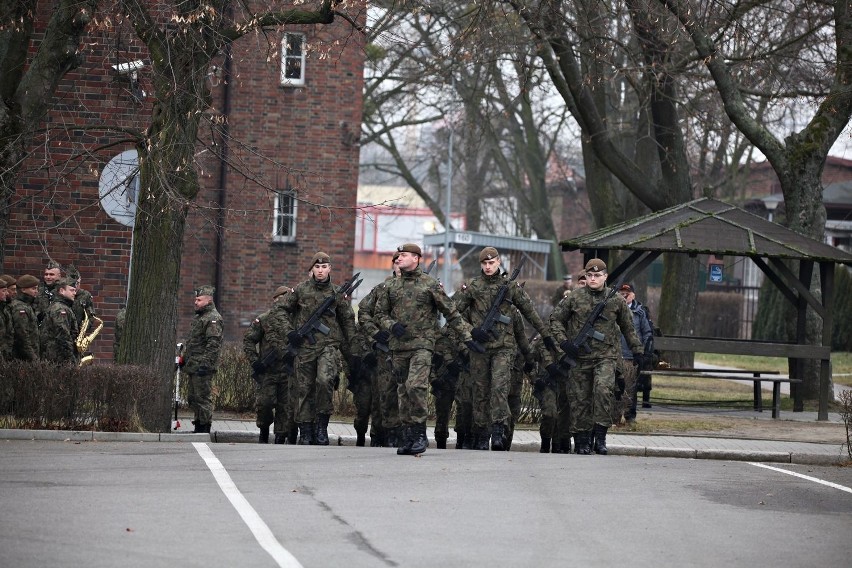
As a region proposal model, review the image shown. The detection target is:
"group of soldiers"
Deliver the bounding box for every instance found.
[0,261,98,366]
[235,244,646,457]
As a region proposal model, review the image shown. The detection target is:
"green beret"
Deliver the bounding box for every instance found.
[397,243,422,256]
[479,247,499,262]
[16,274,38,288]
[195,285,215,297]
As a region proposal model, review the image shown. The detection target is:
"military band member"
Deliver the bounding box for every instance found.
[66,265,97,332]
[182,285,224,434]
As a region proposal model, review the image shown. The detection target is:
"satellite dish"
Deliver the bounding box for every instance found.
[99,149,139,227]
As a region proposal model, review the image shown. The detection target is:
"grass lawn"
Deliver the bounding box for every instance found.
[695,352,852,388]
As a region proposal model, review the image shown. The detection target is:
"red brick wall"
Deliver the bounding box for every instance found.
[5,2,365,359]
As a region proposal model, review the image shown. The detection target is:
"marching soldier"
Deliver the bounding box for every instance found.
[9,275,40,361]
[374,243,480,456]
[550,259,643,455]
[243,286,294,444]
[279,252,361,446]
[182,285,224,434]
[39,278,79,366]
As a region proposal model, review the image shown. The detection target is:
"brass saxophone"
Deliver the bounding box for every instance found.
[77,310,104,366]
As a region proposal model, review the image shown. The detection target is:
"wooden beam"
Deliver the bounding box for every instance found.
[654,336,831,359]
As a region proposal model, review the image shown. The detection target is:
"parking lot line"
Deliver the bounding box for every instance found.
[749,462,852,494]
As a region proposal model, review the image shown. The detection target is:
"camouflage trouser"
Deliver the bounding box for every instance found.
[471,348,515,429]
[453,369,473,435]
[393,348,432,425]
[187,372,214,426]
[377,354,399,430]
[432,382,455,442]
[613,358,639,424]
[557,379,571,440]
[507,366,524,443]
[294,345,343,423]
[351,369,373,435]
[255,371,292,435]
[567,359,616,433]
[369,363,383,437]
[538,381,558,439]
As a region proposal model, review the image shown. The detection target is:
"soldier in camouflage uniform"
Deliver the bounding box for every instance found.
[0,276,13,361]
[65,266,97,332]
[506,309,537,450]
[550,259,643,455]
[454,247,556,451]
[429,325,466,449]
[244,286,294,444]
[552,271,587,453]
[40,278,80,366]
[280,252,360,446]
[182,285,224,433]
[375,243,480,456]
[9,275,40,361]
[35,260,62,323]
[355,254,399,447]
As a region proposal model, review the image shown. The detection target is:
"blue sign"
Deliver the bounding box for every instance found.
[709,264,724,282]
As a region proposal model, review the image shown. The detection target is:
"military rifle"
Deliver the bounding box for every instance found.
[478,257,526,341]
[558,281,621,370]
[288,272,362,356]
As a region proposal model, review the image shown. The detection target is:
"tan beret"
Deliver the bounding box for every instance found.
[309,252,331,270]
[479,247,499,262]
[273,285,291,299]
[584,258,607,273]
[397,243,421,256]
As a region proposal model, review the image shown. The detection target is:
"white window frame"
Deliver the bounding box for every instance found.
[280,33,306,86]
[272,190,297,242]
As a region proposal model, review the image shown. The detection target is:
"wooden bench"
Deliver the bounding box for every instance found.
[639,368,802,419]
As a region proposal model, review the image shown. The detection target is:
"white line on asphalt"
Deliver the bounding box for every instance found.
[749,462,852,494]
[193,442,304,568]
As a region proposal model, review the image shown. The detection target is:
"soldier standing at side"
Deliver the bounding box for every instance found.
[40,278,80,366]
[550,259,643,455]
[182,285,224,434]
[9,275,40,361]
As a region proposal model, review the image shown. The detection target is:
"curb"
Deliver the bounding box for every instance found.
[0,428,210,443]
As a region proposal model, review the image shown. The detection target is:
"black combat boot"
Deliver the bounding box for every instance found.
[386,427,398,448]
[409,423,428,455]
[490,423,505,451]
[191,420,201,433]
[356,428,366,447]
[593,424,609,455]
[474,428,490,451]
[287,427,298,445]
[559,437,572,454]
[540,437,551,453]
[298,422,315,445]
[397,425,413,455]
[370,428,383,447]
[574,431,592,455]
[455,432,465,449]
[200,423,212,434]
[274,433,286,444]
[463,429,475,450]
[435,436,447,450]
[551,438,561,453]
[315,414,330,446]
[259,425,270,444]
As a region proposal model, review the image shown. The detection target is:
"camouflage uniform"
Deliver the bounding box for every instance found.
[0,282,12,361]
[506,310,535,450]
[280,276,359,445]
[243,300,293,443]
[183,300,224,431]
[454,270,550,450]
[550,284,641,453]
[9,292,40,361]
[530,337,558,451]
[71,288,96,331]
[356,279,393,446]
[375,264,473,455]
[429,326,465,449]
[40,296,80,365]
[35,281,57,324]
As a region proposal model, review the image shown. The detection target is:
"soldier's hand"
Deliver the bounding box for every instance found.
[632,352,644,368]
[465,339,486,354]
[373,329,391,344]
[287,331,304,348]
[543,336,557,352]
[363,351,378,369]
[251,359,266,375]
[560,340,580,359]
[615,375,626,400]
[523,361,536,374]
[391,322,408,338]
[545,363,565,380]
[471,327,490,343]
[432,352,445,369]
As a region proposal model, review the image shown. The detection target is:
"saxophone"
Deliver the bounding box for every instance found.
[77,310,104,366]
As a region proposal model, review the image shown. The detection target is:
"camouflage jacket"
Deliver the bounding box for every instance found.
[357,276,393,351]
[35,282,56,323]
[375,266,472,352]
[71,288,97,330]
[0,300,12,360]
[453,270,549,350]
[549,285,642,361]
[243,303,292,365]
[40,296,79,365]
[9,293,40,361]
[183,302,224,375]
[280,277,359,357]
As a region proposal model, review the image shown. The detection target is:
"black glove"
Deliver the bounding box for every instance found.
[632,353,644,368]
[348,355,362,378]
[363,351,378,369]
[545,363,565,380]
[543,336,557,352]
[196,365,213,377]
[432,352,445,369]
[523,361,536,374]
[390,322,408,338]
[282,352,296,374]
[445,361,462,378]
[560,340,580,359]
[465,339,486,354]
[615,374,626,400]
[373,329,391,344]
[287,331,304,348]
[251,359,266,375]
[471,327,491,343]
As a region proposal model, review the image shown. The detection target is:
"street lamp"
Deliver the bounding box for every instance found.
[764,194,782,223]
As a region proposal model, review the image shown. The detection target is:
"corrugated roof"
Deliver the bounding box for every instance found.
[560,197,852,264]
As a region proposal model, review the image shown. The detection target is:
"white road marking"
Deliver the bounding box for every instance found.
[749,462,852,494]
[193,442,304,568]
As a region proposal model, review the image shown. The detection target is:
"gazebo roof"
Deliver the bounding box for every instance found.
[560,197,852,264]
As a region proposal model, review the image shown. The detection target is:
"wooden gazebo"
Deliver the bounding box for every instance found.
[560,198,852,419]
